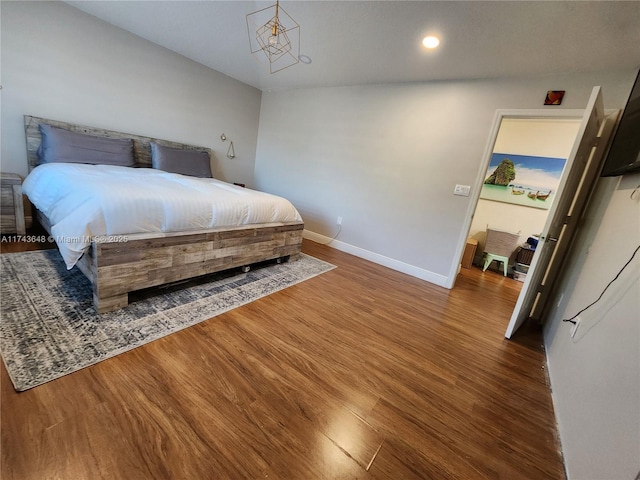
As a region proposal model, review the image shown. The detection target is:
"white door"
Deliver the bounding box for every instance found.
[505,86,618,338]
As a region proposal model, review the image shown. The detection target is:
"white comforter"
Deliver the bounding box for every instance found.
[23,163,303,269]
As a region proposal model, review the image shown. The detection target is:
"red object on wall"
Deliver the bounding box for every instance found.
[544,90,565,105]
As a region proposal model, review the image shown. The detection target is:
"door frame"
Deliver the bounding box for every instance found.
[445,108,585,290]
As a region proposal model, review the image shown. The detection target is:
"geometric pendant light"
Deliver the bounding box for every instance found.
[246,0,300,74]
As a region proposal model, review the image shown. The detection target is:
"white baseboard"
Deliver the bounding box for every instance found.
[303,229,450,288]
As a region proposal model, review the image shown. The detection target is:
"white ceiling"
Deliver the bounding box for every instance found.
[66,1,640,92]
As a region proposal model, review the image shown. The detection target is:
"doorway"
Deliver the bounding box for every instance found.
[449,94,611,336]
[467,116,583,278]
[452,88,619,338]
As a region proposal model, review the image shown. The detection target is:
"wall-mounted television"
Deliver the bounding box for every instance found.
[600,69,640,177]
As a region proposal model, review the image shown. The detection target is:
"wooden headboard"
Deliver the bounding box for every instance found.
[24,115,213,171]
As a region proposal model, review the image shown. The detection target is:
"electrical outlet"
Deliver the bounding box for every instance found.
[337,216,343,226]
[570,317,581,338]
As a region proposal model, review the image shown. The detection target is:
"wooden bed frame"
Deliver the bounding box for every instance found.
[25,116,304,313]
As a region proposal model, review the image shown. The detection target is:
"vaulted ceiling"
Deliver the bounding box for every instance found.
[66,1,640,91]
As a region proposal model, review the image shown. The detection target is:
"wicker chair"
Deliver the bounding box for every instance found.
[482,228,521,276]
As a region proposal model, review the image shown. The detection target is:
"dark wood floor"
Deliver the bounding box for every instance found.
[1,237,565,479]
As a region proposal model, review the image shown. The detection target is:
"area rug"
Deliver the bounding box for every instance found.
[0,249,335,391]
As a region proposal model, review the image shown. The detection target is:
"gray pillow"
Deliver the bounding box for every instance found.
[150,142,212,178]
[37,124,135,167]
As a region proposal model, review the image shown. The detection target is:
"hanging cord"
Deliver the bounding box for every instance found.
[318,225,342,246]
[562,244,640,324]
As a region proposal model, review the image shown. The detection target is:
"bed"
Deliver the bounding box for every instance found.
[23,115,304,313]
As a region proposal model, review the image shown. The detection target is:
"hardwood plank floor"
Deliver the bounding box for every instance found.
[1,237,565,479]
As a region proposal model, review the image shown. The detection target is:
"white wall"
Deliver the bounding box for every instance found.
[544,172,640,480]
[469,118,582,264]
[254,73,635,285]
[0,1,261,186]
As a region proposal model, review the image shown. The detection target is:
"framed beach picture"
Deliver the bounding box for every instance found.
[480,153,567,210]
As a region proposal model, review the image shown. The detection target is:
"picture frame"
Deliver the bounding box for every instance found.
[480,153,567,210]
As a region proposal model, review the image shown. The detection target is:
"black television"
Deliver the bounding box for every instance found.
[600,69,640,177]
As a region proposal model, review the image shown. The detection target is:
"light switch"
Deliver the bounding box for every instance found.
[454,184,471,196]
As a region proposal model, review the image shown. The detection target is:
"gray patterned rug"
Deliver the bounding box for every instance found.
[0,249,335,391]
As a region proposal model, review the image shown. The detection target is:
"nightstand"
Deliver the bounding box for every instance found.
[461,238,478,269]
[1,173,26,235]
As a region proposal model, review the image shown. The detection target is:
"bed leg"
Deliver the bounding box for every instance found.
[94,292,129,314]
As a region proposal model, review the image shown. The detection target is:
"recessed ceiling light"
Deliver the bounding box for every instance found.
[299,54,312,64]
[422,36,440,49]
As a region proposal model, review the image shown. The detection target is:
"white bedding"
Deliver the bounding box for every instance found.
[23,163,303,269]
